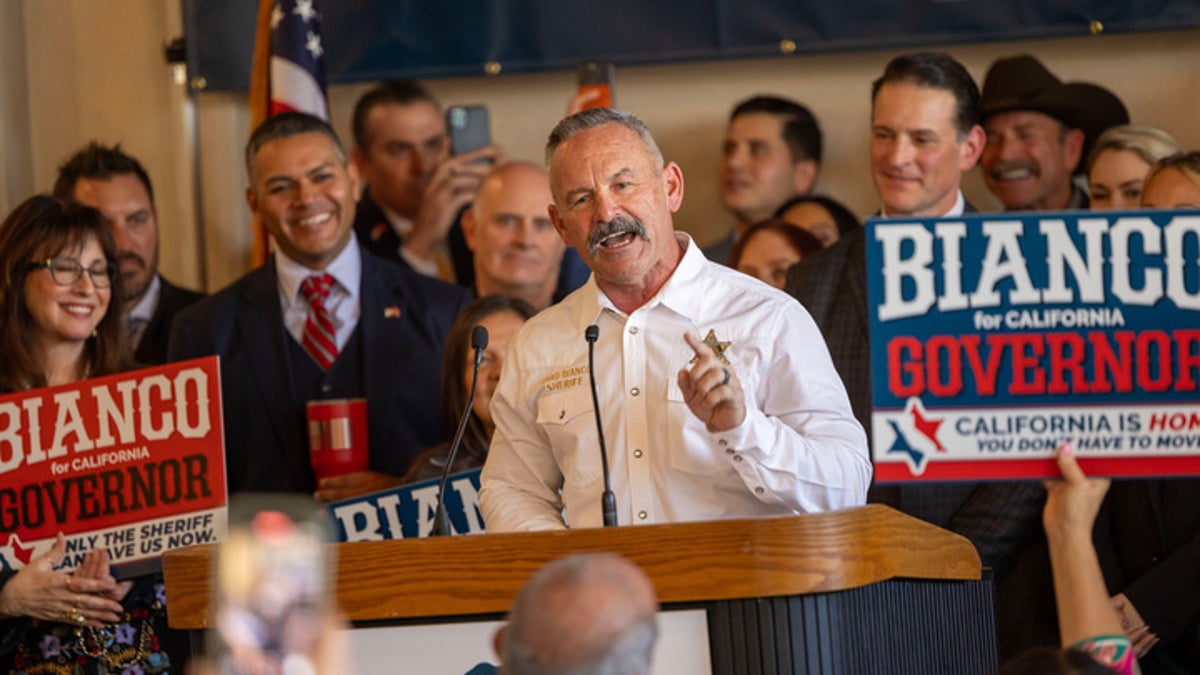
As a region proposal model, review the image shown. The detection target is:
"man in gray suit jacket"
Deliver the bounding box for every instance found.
[786,52,1051,659]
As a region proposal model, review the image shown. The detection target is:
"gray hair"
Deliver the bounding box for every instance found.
[503,616,658,675]
[500,553,659,675]
[545,108,663,168]
[1087,125,1180,175]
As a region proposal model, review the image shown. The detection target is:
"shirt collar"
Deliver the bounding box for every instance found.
[880,189,966,218]
[377,201,414,237]
[570,232,698,332]
[126,274,162,322]
[275,236,362,305]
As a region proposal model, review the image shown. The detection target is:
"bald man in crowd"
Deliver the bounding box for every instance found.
[495,553,658,675]
[461,162,574,309]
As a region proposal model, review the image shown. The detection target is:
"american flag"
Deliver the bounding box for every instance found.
[248,0,330,264]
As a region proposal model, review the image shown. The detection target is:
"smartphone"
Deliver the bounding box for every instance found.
[209,496,332,675]
[446,104,491,157]
[577,60,615,109]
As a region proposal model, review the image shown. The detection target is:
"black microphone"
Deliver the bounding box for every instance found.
[432,325,488,536]
[585,324,618,527]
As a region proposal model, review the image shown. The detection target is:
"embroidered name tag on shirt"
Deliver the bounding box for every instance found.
[542,366,589,392]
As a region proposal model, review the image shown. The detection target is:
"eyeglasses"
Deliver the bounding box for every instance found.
[27,257,114,288]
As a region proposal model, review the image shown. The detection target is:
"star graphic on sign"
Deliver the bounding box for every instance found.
[293,0,317,23]
[305,31,324,58]
[908,399,946,452]
[270,3,284,29]
[886,420,926,472]
[6,533,33,566]
[689,329,731,365]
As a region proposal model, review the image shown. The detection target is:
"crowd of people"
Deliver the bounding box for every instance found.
[1,45,1197,674]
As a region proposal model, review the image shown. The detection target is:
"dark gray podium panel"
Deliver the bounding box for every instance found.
[706,578,997,675]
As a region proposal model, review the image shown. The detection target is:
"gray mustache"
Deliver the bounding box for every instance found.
[587,216,648,256]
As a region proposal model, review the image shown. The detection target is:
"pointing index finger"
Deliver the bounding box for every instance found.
[683,332,708,359]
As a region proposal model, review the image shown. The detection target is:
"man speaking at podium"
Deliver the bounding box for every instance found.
[479,109,869,531]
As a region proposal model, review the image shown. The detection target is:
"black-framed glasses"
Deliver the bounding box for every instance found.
[27,257,114,288]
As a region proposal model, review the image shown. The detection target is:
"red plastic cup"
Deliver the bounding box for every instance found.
[306,398,369,482]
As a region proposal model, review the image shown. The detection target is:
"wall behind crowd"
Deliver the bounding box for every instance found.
[1,0,1197,293]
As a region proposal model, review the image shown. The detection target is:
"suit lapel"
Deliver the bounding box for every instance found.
[239,262,310,487]
[359,255,409,456]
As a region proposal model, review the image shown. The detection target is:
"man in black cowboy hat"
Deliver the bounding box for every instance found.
[979,54,1129,211]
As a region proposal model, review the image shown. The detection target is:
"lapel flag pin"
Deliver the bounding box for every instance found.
[384,306,401,318]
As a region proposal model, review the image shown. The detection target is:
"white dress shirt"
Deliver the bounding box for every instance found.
[479,234,870,531]
[880,190,967,218]
[275,239,362,351]
[125,273,161,348]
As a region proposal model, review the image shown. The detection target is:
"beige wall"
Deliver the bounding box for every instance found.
[3,0,201,289]
[0,0,33,215]
[3,1,1197,292]
[200,27,1200,290]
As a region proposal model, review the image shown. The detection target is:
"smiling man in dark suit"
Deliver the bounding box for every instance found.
[54,143,204,365]
[169,112,469,501]
[786,52,1052,659]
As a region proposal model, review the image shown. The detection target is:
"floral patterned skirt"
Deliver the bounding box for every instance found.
[5,573,177,675]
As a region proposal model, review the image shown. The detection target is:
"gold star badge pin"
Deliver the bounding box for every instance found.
[690,329,731,365]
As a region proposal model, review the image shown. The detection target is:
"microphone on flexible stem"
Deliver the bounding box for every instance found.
[585,324,618,527]
[432,325,488,536]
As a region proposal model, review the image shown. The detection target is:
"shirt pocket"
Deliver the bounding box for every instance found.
[536,386,601,486]
[665,354,728,477]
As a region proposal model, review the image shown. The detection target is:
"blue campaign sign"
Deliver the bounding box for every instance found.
[326,469,484,541]
[864,209,1200,482]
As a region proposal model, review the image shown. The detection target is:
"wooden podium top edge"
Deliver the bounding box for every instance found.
[164,504,981,627]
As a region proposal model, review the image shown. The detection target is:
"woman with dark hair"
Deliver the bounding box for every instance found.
[774,194,862,248]
[0,195,180,673]
[404,294,538,482]
[0,195,126,391]
[728,218,823,290]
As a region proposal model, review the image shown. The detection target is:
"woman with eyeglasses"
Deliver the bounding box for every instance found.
[0,195,179,673]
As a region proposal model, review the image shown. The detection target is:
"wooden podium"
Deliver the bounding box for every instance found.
[164,504,997,674]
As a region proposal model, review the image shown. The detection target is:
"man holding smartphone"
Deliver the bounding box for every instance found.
[350,80,500,283]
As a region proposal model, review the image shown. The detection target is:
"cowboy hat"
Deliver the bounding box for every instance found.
[980,54,1129,171]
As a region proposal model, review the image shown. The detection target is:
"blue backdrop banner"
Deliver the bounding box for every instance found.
[183,0,1199,92]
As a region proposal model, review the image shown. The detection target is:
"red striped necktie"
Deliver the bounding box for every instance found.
[300,273,338,370]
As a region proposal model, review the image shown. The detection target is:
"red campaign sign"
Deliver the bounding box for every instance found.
[0,357,227,573]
